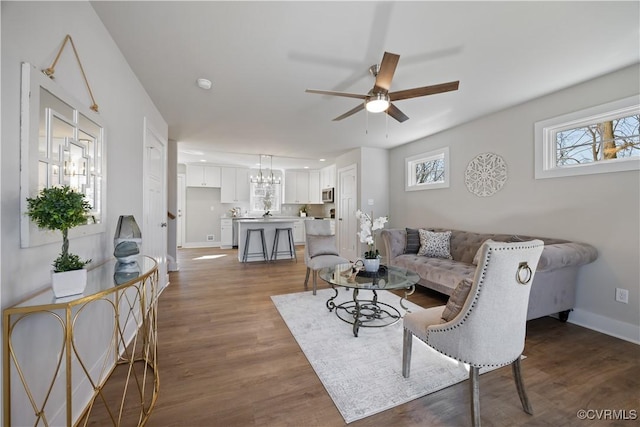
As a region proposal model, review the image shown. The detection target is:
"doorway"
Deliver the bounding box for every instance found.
[143,118,168,292]
[337,163,358,261]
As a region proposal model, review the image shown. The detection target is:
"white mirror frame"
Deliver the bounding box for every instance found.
[20,62,106,248]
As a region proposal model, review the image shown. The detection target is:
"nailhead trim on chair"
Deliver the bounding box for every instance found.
[421,242,541,368]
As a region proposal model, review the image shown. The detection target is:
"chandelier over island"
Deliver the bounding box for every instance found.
[250,154,281,186]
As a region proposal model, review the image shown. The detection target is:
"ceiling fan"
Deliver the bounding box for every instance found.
[306,51,459,123]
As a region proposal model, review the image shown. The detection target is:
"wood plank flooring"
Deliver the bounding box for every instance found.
[96,247,639,426]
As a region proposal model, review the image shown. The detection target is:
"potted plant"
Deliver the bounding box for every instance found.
[299,205,308,217]
[26,186,92,297]
[355,210,388,272]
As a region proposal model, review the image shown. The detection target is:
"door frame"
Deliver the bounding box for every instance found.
[337,163,358,261]
[143,117,168,291]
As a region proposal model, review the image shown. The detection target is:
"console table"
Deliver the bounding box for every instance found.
[3,256,159,427]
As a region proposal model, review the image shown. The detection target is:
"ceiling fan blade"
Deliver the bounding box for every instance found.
[333,103,365,121]
[389,80,460,101]
[305,89,367,100]
[386,103,409,123]
[373,51,400,92]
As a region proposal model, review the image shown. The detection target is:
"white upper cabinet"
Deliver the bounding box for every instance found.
[285,170,323,204]
[221,167,250,203]
[320,164,336,189]
[285,171,311,204]
[186,165,221,187]
[308,171,321,204]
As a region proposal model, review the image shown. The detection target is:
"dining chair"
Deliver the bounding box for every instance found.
[402,239,544,426]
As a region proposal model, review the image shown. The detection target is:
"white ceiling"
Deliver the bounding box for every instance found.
[91,1,640,170]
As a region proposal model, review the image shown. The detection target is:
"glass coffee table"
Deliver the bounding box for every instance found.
[318,263,420,337]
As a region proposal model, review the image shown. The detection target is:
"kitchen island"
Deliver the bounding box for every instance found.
[236,218,298,262]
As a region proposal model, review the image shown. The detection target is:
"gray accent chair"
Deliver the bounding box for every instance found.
[402,240,544,427]
[304,220,349,295]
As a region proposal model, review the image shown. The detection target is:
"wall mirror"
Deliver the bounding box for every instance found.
[20,62,106,248]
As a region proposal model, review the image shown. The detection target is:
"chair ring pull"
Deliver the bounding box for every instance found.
[516,262,532,285]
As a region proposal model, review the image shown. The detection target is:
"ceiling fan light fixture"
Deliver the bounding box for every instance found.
[196,78,212,90]
[365,93,390,113]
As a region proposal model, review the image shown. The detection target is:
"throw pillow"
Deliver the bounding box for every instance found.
[472,239,495,265]
[441,277,474,323]
[306,234,340,258]
[417,229,453,259]
[404,228,421,254]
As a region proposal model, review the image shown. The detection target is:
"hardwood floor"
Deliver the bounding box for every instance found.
[108,247,640,426]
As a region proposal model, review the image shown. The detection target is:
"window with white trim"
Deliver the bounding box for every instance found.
[405,147,450,191]
[535,96,640,179]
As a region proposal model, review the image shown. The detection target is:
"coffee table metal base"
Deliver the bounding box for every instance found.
[326,287,401,337]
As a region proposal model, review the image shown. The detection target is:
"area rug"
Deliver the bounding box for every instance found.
[271,288,476,424]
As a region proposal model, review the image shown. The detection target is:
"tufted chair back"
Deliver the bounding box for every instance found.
[402,239,544,426]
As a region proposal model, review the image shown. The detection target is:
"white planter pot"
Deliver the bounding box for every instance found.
[363,258,380,273]
[51,269,87,298]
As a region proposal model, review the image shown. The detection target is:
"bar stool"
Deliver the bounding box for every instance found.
[242,228,269,262]
[271,227,297,262]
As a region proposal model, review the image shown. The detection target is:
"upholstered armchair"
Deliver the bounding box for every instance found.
[402,239,544,427]
[304,220,349,295]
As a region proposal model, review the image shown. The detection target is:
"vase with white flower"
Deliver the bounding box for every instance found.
[355,210,388,272]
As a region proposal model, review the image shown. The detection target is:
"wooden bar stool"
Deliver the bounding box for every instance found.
[242,228,269,262]
[271,227,297,262]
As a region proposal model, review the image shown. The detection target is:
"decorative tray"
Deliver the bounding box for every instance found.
[356,265,388,278]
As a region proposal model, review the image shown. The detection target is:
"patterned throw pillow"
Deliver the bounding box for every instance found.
[404,228,421,254]
[417,229,453,259]
[441,278,474,323]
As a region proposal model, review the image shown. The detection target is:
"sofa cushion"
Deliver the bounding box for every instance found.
[418,230,453,259]
[405,228,421,254]
[441,278,474,323]
[306,234,340,258]
[472,239,495,265]
[392,254,476,292]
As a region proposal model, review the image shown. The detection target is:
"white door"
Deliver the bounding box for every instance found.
[177,174,185,247]
[337,164,358,261]
[143,118,168,292]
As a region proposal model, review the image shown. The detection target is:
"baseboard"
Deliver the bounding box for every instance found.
[568,308,640,345]
[182,241,218,248]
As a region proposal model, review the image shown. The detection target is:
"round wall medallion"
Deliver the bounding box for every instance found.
[464,152,508,197]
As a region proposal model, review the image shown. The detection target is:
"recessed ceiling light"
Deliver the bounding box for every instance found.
[319,158,326,162]
[199,159,206,162]
[196,78,212,90]
[304,166,309,169]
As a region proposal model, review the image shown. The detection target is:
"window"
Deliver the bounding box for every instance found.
[250,182,282,213]
[405,147,450,191]
[535,96,640,179]
[20,63,106,248]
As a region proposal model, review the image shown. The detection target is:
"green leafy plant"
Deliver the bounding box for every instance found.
[26,186,92,272]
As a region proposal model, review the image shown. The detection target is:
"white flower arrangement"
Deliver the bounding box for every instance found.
[355,210,388,259]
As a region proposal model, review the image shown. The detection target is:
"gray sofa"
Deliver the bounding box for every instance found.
[381,228,598,321]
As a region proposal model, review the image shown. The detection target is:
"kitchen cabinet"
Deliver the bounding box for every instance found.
[308,171,321,204]
[220,219,233,248]
[285,170,323,204]
[221,167,250,203]
[284,171,311,204]
[293,219,306,244]
[320,164,336,189]
[186,164,221,187]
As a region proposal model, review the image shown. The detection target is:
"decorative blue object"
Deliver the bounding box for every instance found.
[114,215,141,263]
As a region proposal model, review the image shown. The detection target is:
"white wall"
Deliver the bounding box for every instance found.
[1,1,168,423]
[2,1,167,304]
[336,147,390,256]
[389,64,640,342]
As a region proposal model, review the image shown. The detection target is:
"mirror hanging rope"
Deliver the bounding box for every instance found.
[42,34,99,112]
